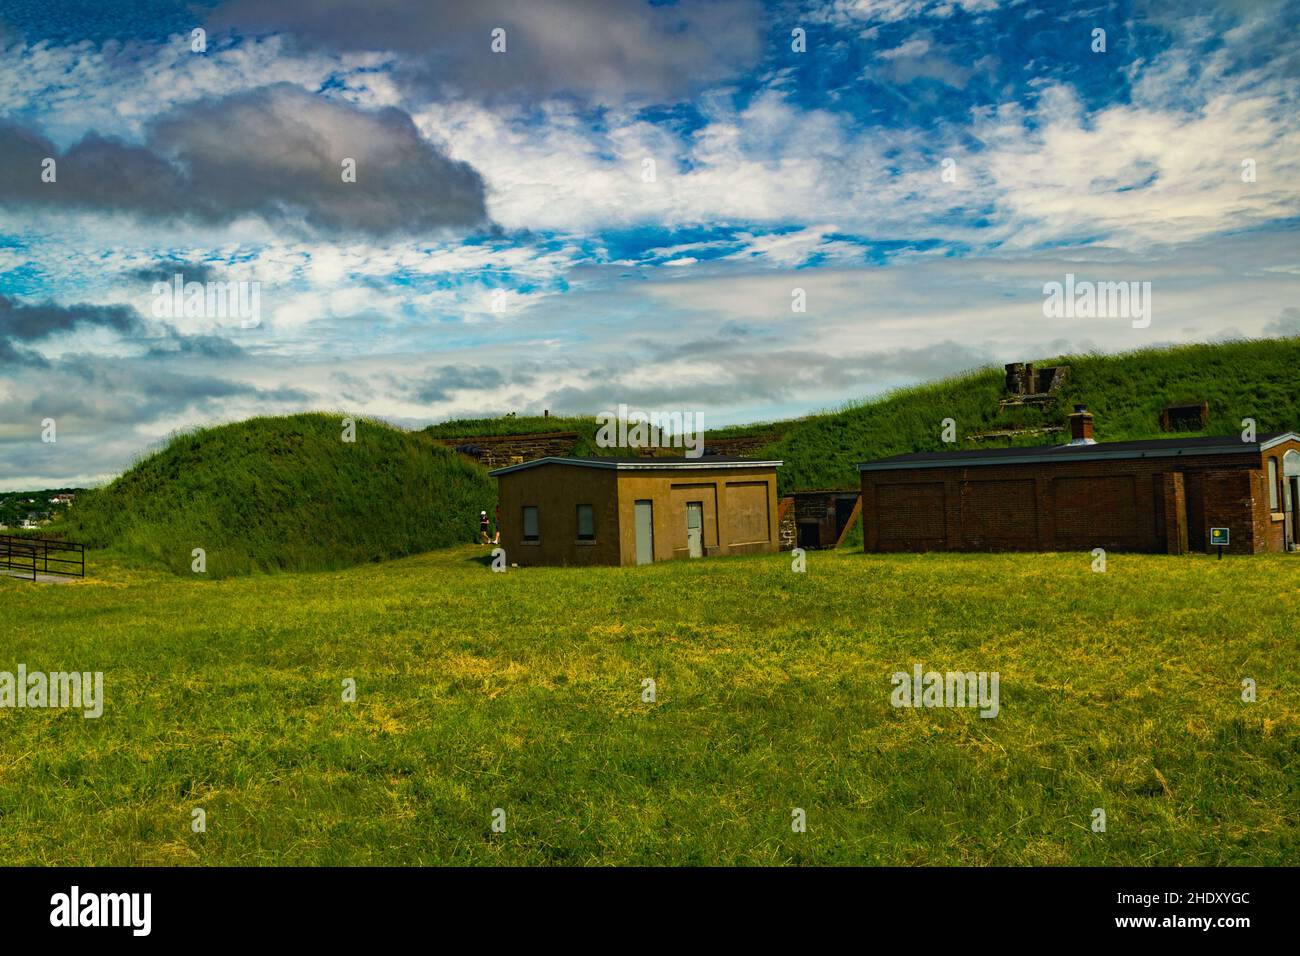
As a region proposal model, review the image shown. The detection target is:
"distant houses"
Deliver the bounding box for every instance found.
[0,490,76,533]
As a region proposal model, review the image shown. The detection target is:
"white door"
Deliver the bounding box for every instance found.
[686,502,704,558]
[634,500,654,565]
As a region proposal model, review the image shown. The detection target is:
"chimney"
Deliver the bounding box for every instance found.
[1067,404,1096,445]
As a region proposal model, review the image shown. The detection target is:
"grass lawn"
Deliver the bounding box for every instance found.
[1,546,1296,865]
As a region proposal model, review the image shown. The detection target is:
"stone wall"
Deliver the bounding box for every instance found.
[778,498,797,551]
[703,434,781,457]
[1160,401,1209,431]
[436,431,580,470]
[440,429,782,470]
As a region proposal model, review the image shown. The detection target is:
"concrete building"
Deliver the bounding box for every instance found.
[857,406,1300,555]
[489,456,783,566]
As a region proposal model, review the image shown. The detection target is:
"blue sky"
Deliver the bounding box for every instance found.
[1,0,1298,487]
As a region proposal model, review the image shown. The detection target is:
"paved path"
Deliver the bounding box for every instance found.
[0,568,80,585]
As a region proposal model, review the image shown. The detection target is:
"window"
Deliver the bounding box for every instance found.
[576,504,595,541]
[522,506,540,542]
[1268,458,1280,511]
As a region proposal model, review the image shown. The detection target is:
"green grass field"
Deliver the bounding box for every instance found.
[2,546,1295,865]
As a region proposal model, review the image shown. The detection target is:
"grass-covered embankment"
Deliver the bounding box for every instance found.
[763,338,1300,492]
[59,413,494,576]
[421,338,1300,495]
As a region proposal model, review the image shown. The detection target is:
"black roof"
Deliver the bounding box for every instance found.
[489,454,783,476]
[858,432,1297,472]
[567,455,759,464]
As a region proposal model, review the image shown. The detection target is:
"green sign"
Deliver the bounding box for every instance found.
[1210,528,1230,546]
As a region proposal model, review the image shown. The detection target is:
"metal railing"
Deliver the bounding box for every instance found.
[0,534,85,581]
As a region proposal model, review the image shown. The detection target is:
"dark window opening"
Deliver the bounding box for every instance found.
[834,496,857,532]
[576,504,595,541]
[522,506,540,542]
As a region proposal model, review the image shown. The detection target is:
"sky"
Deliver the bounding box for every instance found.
[0,0,1297,489]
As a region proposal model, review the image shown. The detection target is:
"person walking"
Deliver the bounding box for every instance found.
[479,510,491,545]
[492,505,502,545]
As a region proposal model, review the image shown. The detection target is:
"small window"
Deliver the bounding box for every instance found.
[522,506,540,542]
[1268,458,1280,511]
[576,504,595,541]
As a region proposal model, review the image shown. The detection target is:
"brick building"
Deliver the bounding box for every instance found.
[857,406,1300,555]
[490,456,782,566]
[778,490,862,550]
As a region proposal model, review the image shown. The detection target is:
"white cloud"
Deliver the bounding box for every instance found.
[0,34,389,146]
[812,0,1003,27]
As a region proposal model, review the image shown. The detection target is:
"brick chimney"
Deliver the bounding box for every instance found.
[1067,404,1096,445]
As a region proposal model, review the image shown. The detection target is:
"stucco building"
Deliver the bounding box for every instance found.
[490,456,783,566]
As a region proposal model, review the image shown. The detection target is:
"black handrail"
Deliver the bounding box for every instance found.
[0,534,84,580]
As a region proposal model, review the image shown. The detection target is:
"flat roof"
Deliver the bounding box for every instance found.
[489,455,783,477]
[857,432,1299,472]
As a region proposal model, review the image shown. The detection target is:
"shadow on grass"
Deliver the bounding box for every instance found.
[463,548,498,567]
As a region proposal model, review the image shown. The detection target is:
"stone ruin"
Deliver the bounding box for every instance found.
[436,431,581,470]
[1160,401,1209,432]
[777,490,861,551]
[1000,362,1069,408]
[702,433,781,457]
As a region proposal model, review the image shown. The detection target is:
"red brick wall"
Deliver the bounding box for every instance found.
[1258,439,1300,551]
[876,483,945,545]
[1052,474,1141,549]
[1200,469,1257,553]
[861,442,1297,554]
[960,479,1037,549]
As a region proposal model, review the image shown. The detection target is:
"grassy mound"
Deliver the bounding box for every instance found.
[63,413,494,576]
[423,413,599,440]
[764,338,1300,492]
[421,338,1300,495]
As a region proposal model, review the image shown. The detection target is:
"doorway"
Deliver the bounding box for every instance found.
[797,521,820,549]
[1288,477,1299,550]
[635,500,654,565]
[685,502,704,558]
[1286,450,1300,551]
[834,496,857,535]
